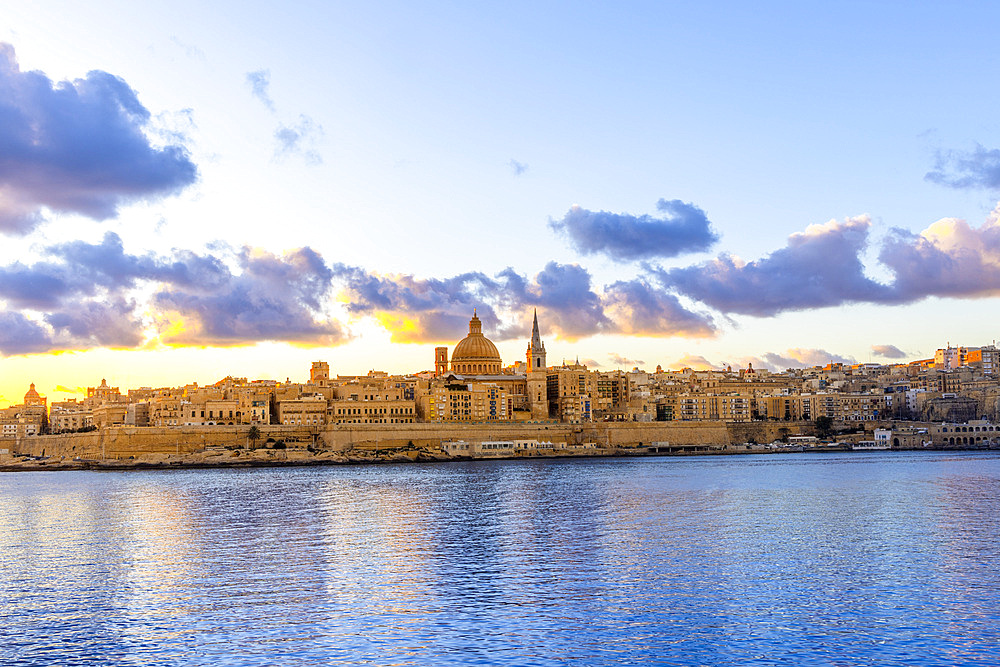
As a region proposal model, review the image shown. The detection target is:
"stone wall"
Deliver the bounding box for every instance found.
[318,420,735,451]
[5,425,319,459]
[3,419,816,460]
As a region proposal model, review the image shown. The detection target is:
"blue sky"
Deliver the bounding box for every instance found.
[1,1,999,404]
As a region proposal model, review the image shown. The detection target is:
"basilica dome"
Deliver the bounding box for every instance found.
[23,383,43,406]
[451,311,502,375]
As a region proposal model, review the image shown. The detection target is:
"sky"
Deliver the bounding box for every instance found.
[1,0,999,407]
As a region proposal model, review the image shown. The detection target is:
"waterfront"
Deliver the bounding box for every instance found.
[2,452,999,665]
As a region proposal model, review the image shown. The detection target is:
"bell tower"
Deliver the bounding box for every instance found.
[526,309,546,372]
[434,347,449,377]
[526,310,549,419]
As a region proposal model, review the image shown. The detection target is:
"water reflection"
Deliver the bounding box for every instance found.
[1,453,1000,665]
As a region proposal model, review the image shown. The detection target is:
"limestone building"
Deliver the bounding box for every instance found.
[450,310,502,375]
[418,310,550,421]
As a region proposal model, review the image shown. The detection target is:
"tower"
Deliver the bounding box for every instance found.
[310,361,330,385]
[526,309,547,372]
[434,347,449,377]
[526,310,549,419]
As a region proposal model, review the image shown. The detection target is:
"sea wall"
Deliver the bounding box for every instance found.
[3,420,814,459]
[6,425,318,459]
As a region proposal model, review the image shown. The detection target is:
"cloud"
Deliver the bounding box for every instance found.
[334,261,716,344]
[0,261,73,309]
[0,43,197,233]
[608,353,644,367]
[664,216,892,316]
[509,159,528,176]
[333,265,504,343]
[54,385,86,394]
[601,278,716,338]
[878,207,1000,301]
[0,311,57,355]
[245,69,275,111]
[243,69,324,166]
[168,36,206,61]
[670,354,719,370]
[758,348,856,371]
[154,247,347,347]
[336,262,613,343]
[45,298,145,349]
[926,144,1000,190]
[274,115,323,165]
[498,262,610,340]
[0,234,347,354]
[872,344,907,359]
[549,199,719,261]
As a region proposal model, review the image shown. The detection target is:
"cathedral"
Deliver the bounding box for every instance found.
[427,309,549,420]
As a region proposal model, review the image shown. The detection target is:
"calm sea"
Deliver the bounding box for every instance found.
[2,452,999,666]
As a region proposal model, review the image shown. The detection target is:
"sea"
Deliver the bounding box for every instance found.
[2,451,999,666]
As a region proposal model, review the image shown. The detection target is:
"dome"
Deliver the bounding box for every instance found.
[23,383,44,407]
[451,311,502,375]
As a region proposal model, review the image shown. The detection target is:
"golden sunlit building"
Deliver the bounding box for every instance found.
[419,379,510,422]
[449,310,503,375]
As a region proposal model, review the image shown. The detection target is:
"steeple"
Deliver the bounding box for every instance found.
[530,309,542,347]
[526,309,546,373]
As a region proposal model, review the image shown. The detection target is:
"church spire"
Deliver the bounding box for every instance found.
[526,309,546,372]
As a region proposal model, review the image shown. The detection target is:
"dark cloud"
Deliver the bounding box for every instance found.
[45,298,144,349]
[0,43,197,233]
[509,159,528,176]
[549,198,719,261]
[334,261,717,344]
[926,145,1000,189]
[336,262,611,343]
[0,261,73,309]
[274,115,323,165]
[664,216,892,316]
[602,279,716,338]
[872,344,907,359]
[0,311,56,355]
[154,247,346,347]
[45,232,230,294]
[333,264,505,342]
[498,262,610,340]
[0,235,346,354]
[245,69,275,111]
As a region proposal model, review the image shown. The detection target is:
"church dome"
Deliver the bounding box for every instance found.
[23,383,43,406]
[451,311,502,375]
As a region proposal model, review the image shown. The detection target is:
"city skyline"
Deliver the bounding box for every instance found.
[3,319,991,411]
[2,2,1000,407]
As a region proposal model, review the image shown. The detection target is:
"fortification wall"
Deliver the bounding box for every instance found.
[316,420,735,451]
[6,425,319,459]
[3,419,816,460]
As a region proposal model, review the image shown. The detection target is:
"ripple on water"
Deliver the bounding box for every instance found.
[1,453,1000,665]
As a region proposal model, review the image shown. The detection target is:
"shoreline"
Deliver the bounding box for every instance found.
[3,443,997,473]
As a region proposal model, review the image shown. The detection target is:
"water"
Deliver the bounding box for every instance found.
[2,451,999,665]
